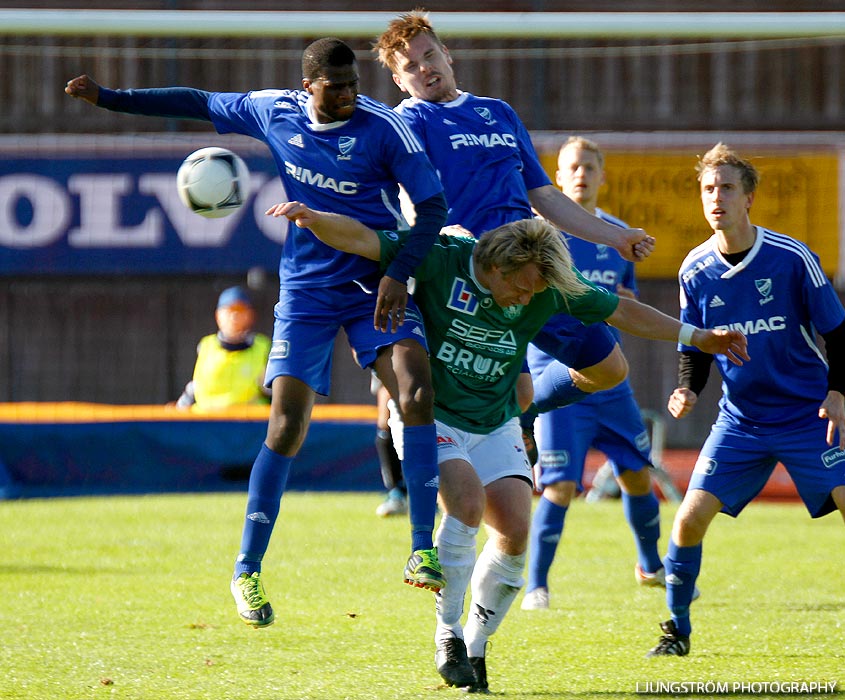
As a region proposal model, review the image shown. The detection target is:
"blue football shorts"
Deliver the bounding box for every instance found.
[264,283,428,396]
[536,384,652,488]
[528,316,616,373]
[689,413,845,518]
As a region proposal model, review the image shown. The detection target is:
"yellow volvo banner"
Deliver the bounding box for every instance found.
[538,151,840,279]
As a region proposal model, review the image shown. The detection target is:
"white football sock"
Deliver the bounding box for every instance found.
[464,540,526,658]
[434,514,478,635]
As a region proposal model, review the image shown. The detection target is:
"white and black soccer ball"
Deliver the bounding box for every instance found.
[176,147,249,218]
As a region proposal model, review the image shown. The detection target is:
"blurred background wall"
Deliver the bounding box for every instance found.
[4,0,845,133]
[1,2,843,447]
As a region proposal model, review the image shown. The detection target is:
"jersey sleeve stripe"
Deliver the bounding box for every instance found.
[380,189,408,230]
[597,209,629,229]
[357,96,424,154]
[800,324,829,366]
[247,89,290,100]
[762,229,827,288]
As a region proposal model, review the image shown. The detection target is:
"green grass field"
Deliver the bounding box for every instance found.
[0,492,842,700]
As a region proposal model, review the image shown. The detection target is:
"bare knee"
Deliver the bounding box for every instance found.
[672,515,704,546]
[381,340,435,426]
[488,526,529,556]
[671,490,722,547]
[832,485,845,524]
[441,491,485,528]
[265,408,310,456]
[506,518,531,553]
[396,381,435,426]
[484,481,533,555]
[484,505,531,555]
[618,467,652,496]
[542,480,577,507]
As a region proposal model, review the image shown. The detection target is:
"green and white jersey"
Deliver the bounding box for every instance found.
[378,231,619,433]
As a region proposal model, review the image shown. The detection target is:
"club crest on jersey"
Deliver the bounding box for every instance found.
[474,106,497,125]
[595,244,610,260]
[337,136,356,161]
[448,279,479,315]
[756,278,774,305]
[502,305,523,319]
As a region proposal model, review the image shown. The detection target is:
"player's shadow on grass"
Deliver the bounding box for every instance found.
[0,564,137,575]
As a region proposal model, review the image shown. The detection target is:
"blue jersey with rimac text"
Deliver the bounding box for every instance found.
[208,90,443,288]
[565,208,636,345]
[560,208,637,403]
[679,226,845,428]
[396,92,551,236]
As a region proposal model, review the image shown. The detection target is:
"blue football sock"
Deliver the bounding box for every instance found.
[234,444,291,578]
[526,496,568,591]
[664,539,702,637]
[402,423,439,552]
[532,364,589,413]
[622,489,662,574]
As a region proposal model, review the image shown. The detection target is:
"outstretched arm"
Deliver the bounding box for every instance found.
[607,296,750,366]
[266,201,381,261]
[268,201,398,329]
[66,74,211,120]
[529,184,655,262]
[65,74,101,105]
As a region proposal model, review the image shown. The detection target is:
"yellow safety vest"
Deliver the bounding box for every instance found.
[192,333,271,410]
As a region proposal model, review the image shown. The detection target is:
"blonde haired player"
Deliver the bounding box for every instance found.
[267,200,748,691]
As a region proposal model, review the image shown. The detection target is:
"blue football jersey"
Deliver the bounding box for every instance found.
[396,92,551,236]
[679,226,845,428]
[565,209,636,344]
[208,90,443,288]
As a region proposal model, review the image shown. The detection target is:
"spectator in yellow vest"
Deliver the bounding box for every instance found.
[174,286,271,411]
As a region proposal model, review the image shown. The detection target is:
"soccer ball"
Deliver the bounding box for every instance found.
[176,147,249,218]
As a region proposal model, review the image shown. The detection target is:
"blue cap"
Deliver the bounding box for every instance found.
[217,286,253,309]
